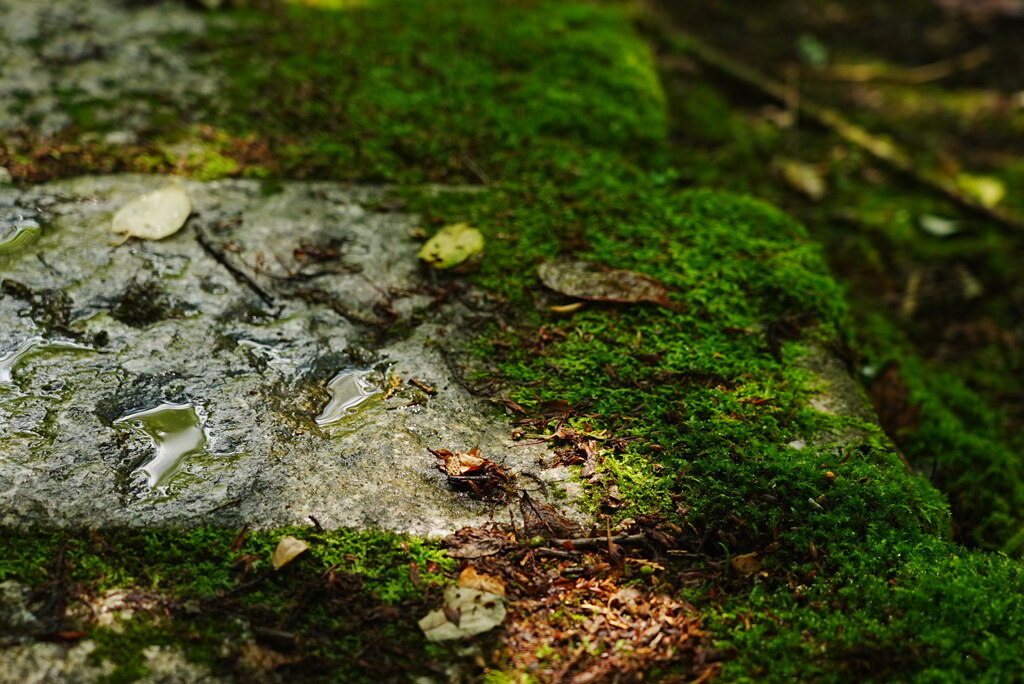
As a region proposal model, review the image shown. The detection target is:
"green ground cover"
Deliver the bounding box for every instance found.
[3,0,1024,681]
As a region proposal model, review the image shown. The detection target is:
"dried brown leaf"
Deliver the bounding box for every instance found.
[730,552,762,575]
[520,490,584,539]
[443,527,513,559]
[538,260,672,307]
[458,566,507,598]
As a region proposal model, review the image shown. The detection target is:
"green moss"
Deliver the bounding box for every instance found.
[0,526,452,681]
[5,0,1024,680]
[858,312,1024,552]
[204,0,667,182]
[710,536,1024,682]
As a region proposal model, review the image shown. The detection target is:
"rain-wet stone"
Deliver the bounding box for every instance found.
[0,175,579,536]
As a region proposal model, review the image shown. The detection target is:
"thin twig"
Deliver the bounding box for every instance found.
[802,45,992,84]
[194,227,277,307]
[548,533,648,550]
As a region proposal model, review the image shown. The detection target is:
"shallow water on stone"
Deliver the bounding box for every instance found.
[0,216,40,254]
[114,402,209,491]
[0,175,579,534]
[0,337,94,384]
[315,370,378,426]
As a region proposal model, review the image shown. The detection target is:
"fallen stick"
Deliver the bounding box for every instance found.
[803,45,992,84]
[654,24,1024,234]
[548,533,648,550]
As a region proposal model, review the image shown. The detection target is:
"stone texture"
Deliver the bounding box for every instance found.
[0,0,222,138]
[0,175,575,536]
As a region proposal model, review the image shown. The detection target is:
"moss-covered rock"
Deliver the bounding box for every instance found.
[2,0,1023,681]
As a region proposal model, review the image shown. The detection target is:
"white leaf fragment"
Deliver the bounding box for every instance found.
[111,183,192,241]
[418,585,506,641]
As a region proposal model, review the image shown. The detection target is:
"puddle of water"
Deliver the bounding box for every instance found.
[0,216,40,254]
[0,337,94,384]
[315,370,378,426]
[114,402,209,490]
[236,338,297,374]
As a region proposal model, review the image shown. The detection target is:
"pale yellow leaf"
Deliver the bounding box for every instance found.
[271,535,309,570]
[957,173,1005,208]
[111,183,192,241]
[417,223,484,270]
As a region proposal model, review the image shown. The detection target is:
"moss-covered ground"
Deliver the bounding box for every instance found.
[2,0,1024,681]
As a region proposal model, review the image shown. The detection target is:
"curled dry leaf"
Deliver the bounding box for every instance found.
[111,183,192,241]
[538,260,671,307]
[419,585,506,641]
[271,535,309,570]
[417,222,484,271]
[430,447,515,501]
[433,446,487,477]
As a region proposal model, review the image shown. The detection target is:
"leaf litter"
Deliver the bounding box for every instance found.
[436,515,718,682]
[430,446,516,501]
[271,536,309,570]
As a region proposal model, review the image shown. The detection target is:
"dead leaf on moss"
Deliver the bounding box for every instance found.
[271,536,309,570]
[730,552,762,575]
[538,260,672,307]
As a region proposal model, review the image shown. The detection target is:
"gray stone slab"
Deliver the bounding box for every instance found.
[0,175,574,535]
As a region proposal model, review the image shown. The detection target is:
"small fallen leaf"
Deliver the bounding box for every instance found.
[775,157,827,201]
[443,527,513,559]
[520,490,583,539]
[417,222,484,270]
[419,585,506,641]
[957,173,1005,208]
[730,552,762,575]
[271,536,309,570]
[111,183,192,241]
[430,447,515,501]
[433,447,487,476]
[549,302,586,314]
[457,566,506,598]
[919,214,961,237]
[538,260,671,307]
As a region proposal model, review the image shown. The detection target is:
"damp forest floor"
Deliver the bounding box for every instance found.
[2,0,1024,682]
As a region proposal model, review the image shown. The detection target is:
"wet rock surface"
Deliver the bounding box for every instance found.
[0,0,220,139]
[0,175,571,535]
